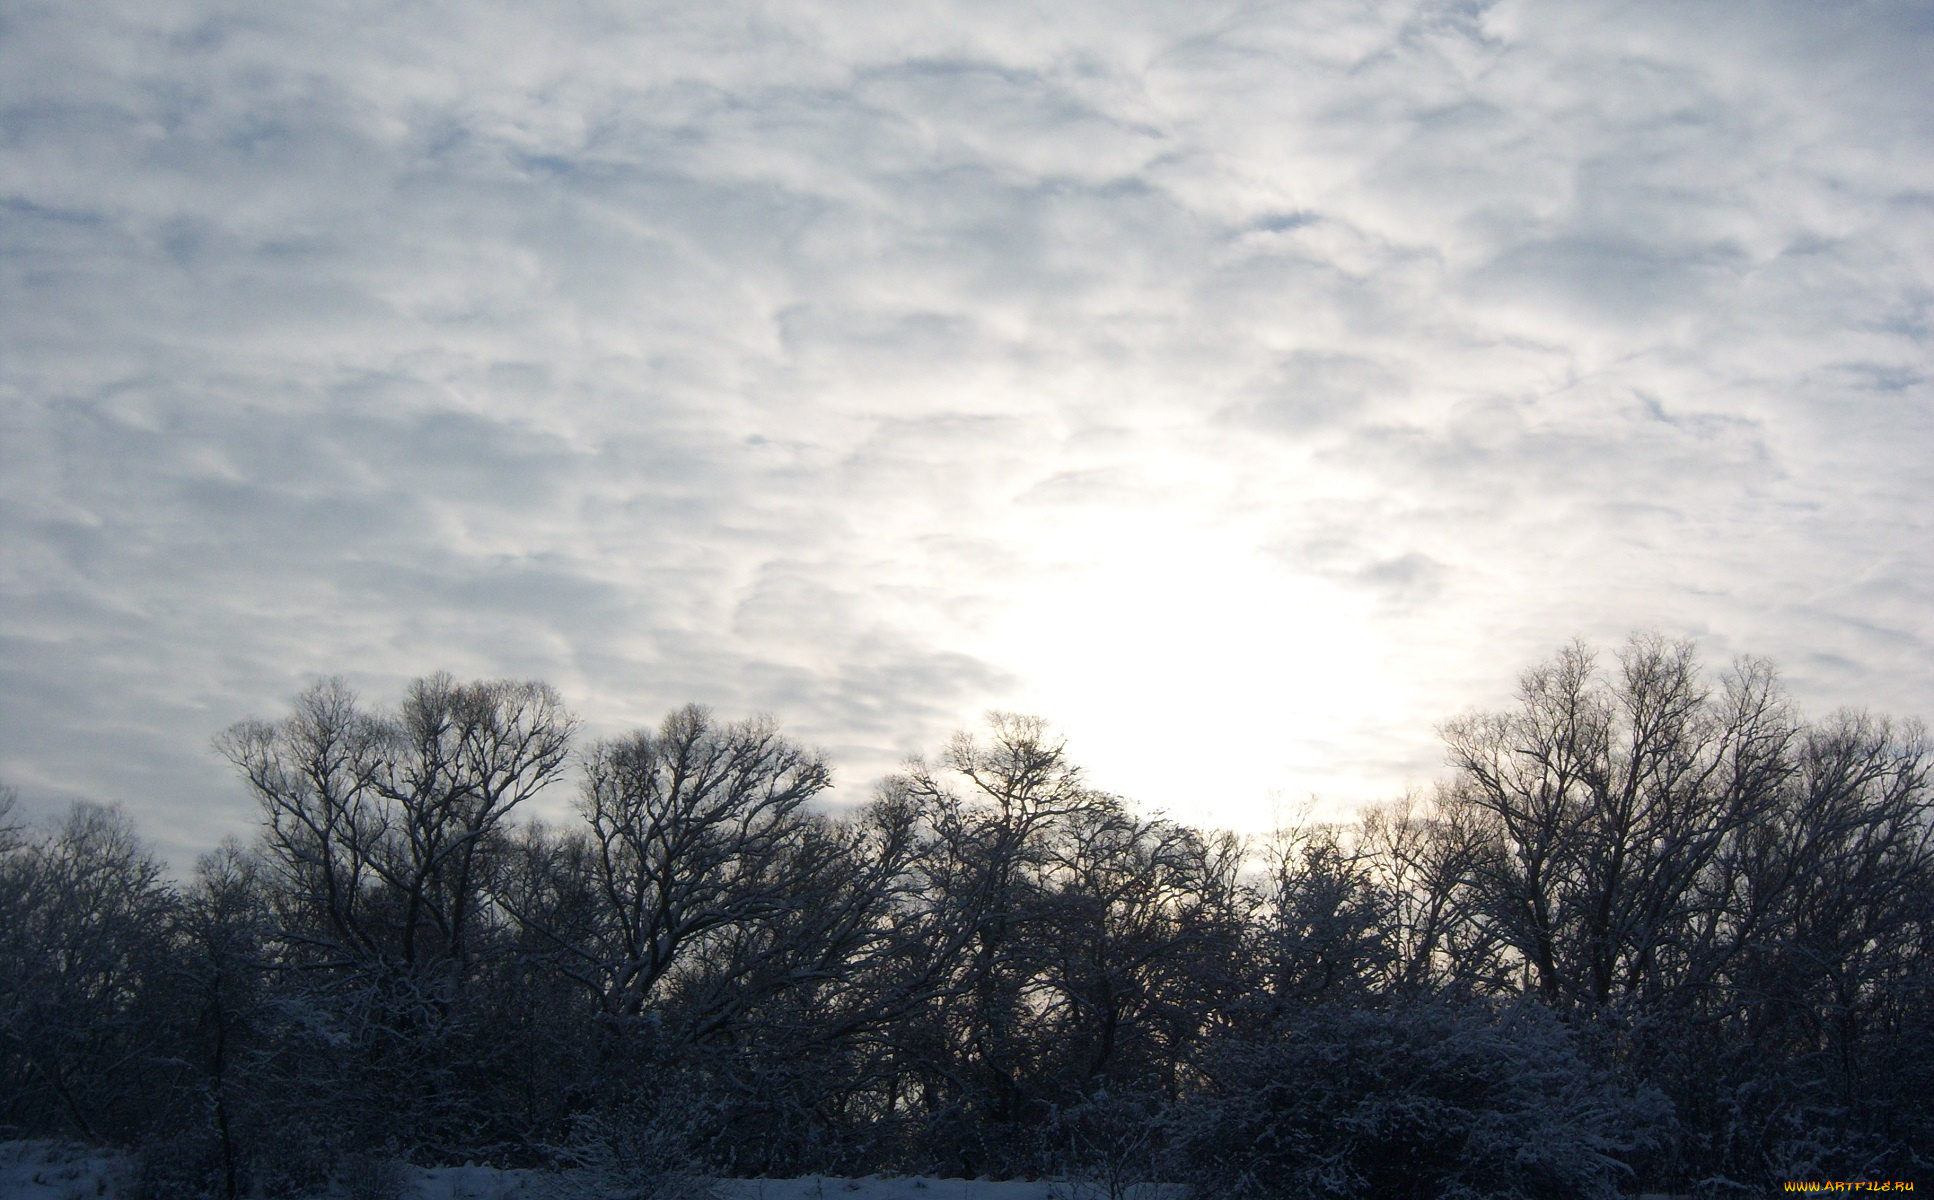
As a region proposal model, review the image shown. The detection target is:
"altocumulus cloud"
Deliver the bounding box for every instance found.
[2,0,1931,865]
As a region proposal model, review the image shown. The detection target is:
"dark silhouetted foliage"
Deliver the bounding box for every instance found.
[2,637,1927,1195]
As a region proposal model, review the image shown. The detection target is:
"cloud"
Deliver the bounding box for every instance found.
[2,0,1931,863]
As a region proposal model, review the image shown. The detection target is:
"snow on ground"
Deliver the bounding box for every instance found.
[1,1145,1170,1200]
[0,1142,133,1200]
[713,1180,1160,1199]
[412,1166,1156,1200]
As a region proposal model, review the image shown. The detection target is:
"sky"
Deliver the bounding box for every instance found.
[3,0,1932,868]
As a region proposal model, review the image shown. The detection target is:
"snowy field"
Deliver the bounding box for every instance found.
[0,1143,1176,1200]
[0,1142,128,1200]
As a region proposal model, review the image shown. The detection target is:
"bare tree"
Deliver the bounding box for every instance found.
[0,802,176,1141]
[216,675,577,1161]
[219,674,576,985]
[1439,634,1794,1009]
[1429,635,1934,1187]
[1037,799,1250,1095]
[147,839,274,1200]
[0,783,23,854]
[1254,820,1388,1006]
[1717,710,1933,1168]
[1356,793,1506,995]
[568,705,831,1021]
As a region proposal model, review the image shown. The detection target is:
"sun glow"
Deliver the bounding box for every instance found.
[981,508,1391,830]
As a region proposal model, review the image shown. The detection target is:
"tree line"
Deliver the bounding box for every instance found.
[2,634,1929,1197]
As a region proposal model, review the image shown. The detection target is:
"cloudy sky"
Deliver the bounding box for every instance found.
[3,0,1931,867]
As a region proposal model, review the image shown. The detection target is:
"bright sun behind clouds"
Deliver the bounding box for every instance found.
[981,485,1400,830]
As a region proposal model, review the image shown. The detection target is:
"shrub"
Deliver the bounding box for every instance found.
[1171,999,1667,1200]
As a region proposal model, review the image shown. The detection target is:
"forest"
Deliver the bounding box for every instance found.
[1,634,1928,1198]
